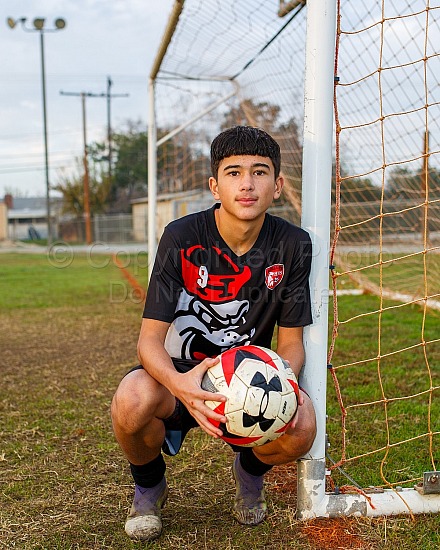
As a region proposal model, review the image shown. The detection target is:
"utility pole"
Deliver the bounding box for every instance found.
[105,77,128,184]
[60,82,128,244]
[81,93,92,245]
[107,77,113,181]
[60,91,94,243]
[106,77,129,183]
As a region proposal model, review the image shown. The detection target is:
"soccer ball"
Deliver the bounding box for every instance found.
[201,345,299,447]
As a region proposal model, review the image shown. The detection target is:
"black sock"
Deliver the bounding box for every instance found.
[239,448,273,477]
[129,454,166,488]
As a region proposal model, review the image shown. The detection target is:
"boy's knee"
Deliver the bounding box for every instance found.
[282,402,317,460]
[111,369,174,436]
[297,398,317,449]
[297,418,317,456]
[111,373,151,434]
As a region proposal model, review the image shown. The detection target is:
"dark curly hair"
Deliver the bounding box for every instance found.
[210,126,281,179]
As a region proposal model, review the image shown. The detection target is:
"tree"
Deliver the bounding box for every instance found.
[157,127,210,193]
[336,169,381,204]
[385,167,417,200]
[109,120,148,211]
[385,165,440,201]
[54,158,111,218]
[102,120,211,211]
[221,99,282,131]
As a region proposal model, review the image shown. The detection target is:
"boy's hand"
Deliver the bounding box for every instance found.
[289,388,305,430]
[173,356,227,438]
[278,356,304,430]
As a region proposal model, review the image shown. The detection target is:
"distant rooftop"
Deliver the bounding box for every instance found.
[10,197,47,211]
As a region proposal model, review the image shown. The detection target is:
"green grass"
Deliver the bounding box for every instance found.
[1,252,439,549]
[327,293,440,489]
[0,251,148,309]
[334,250,440,298]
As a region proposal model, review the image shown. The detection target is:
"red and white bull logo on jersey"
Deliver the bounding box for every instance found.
[265,264,284,290]
[181,245,251,302]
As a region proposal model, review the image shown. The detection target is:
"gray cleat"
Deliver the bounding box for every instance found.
[232,454,267,525]
[125,477,168,541]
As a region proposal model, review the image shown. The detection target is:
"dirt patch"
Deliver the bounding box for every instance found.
[301,517,371,549]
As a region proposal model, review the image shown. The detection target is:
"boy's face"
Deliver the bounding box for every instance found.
[209,155,283,223]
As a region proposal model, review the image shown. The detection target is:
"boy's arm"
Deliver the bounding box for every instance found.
[276,325,305,379]
[137,318,226,437]
[276,325,308,427]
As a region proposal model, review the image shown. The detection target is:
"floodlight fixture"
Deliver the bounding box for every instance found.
[7,16,67,34]
[33,18,45,30]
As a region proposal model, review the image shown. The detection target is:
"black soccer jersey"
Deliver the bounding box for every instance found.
[143,204,312,370]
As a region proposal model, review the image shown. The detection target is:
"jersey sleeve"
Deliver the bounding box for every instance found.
[277,232,313,327]
[143,227,183,322]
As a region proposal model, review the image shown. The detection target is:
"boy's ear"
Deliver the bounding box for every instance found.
[209,177,220,199]
[274,175,284,199]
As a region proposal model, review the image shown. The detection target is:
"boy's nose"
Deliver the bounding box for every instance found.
[240,173,255,190]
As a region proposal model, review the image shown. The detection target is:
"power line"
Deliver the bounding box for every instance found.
[60,76,129,180]
[0,163,72,175]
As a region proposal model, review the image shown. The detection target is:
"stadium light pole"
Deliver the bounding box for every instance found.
[7,16,67,245]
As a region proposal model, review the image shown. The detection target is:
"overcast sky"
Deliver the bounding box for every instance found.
[0,0,175,199]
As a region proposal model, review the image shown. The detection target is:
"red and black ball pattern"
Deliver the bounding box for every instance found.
[201,345,299,447]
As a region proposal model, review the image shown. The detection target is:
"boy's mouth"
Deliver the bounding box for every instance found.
[237,197,257,205]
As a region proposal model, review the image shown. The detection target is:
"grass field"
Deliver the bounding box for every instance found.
[327,291,440,488]
[1,250,439,549]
